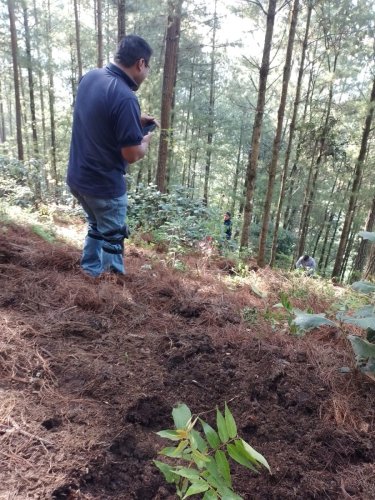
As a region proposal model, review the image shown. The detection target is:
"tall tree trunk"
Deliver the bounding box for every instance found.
[230,118,245,215]
[282,43,317,230]
[295,48,338,264]
[332,77,375,278]
[340,225,358,281]
[7,0,24,160]
[73,0,83,80]
[240,0,277,249]
[313,171,340,265]
[203,0,217,206]
[155,0,182,193]
[118,0,126,41]
[322,207,342,275]
[23,2,39,159]
[352,195,375,276]
[0,80,6,143]
[317,212,334,268]
[257,0,299,267]
[33,0,47,164]
[363,244,375,280]
[47,0,58,198]
[97,0,104,67]
[270,0,312,266]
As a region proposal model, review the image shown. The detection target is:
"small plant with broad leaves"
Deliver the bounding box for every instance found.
[154,403,270,499]
[279,232,375,380]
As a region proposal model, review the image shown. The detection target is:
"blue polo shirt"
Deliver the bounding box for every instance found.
[67,63,143,198]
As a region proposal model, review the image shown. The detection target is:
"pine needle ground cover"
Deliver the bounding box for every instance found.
[0,222,374,499]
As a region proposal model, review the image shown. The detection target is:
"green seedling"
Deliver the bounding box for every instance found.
[154,403,270,499]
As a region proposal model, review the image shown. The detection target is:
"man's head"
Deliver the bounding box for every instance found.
[303,255,310,261]
[224,211,231,221]
[115,35,152,86]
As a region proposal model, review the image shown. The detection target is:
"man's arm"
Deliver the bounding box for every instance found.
[121,132,153,164]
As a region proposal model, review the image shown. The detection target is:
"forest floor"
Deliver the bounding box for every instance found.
[0,220,374,500]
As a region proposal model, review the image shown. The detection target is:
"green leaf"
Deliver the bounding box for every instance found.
[192,449,210,465]
[183,481,210,498]
[340,315,375,330]
[358,231,375,242]
[153,460,177,483]
[224,403,237,439]
[216,408,229,443]
[227,444,257,472]
[292,309,336,332]
[172,404,192,429]
[190,429,208,453]
[203,491,218,500]
[348,335,375,361]
[160,440,189,458]
[215,450,231,485]
[200,419,220,449]
[172,467,201,480]
[351,281,375,294]
[156,430,182,441]
[239,439,270,471]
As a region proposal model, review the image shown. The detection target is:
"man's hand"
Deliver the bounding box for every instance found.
[121,130,154,164]
[140,113,160,128]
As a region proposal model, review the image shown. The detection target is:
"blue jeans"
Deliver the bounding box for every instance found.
[71,189,128,277]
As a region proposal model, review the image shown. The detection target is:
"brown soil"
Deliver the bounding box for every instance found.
[0,223,374,500]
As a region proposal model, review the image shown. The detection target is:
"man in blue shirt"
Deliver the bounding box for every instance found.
[67,35,155,278]
[296,254,316,275]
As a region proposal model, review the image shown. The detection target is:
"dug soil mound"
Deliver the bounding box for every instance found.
[0,223,374,500]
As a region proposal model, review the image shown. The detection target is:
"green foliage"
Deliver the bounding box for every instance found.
[128,184,220,251]
[284,306,375,378]
[31,224,56,243]
[155,403,270,499]
[348,335,375,377]
[351,281,375,294]
[291,310,336,333]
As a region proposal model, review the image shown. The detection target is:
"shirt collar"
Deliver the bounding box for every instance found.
[106,63,139,91]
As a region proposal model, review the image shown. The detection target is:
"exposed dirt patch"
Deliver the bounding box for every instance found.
[0,223,374,499]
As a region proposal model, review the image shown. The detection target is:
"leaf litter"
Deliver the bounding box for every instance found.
[0,222,374,499]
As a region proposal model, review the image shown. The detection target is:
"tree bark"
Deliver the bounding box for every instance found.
[7,0,24,160]
[363,244,375,280]
[230,118,245,216]
[0,80,6,143]
[118,0,126,41]
[331,77,375,278]
[257,0,299,267]
[270,0,311,266]
[33,0,47,163]
[47,0,58,198]
[97,0,104,67]
[203,0,217,206]
[240,0,277,249]
[156,0,182,193]
[23,1,39,158]
[73,0,83,80]
[352,195,375,275]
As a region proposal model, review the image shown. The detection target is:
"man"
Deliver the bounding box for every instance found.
[296,254,316,275]
[223,212,232,240]
[67,35,155,277]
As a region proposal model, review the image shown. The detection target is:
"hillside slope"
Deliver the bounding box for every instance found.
[0,223,374,499]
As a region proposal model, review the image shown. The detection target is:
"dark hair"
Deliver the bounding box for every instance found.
[115,35,152,68]
[303,255,310,261]
[225,211,231,217]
